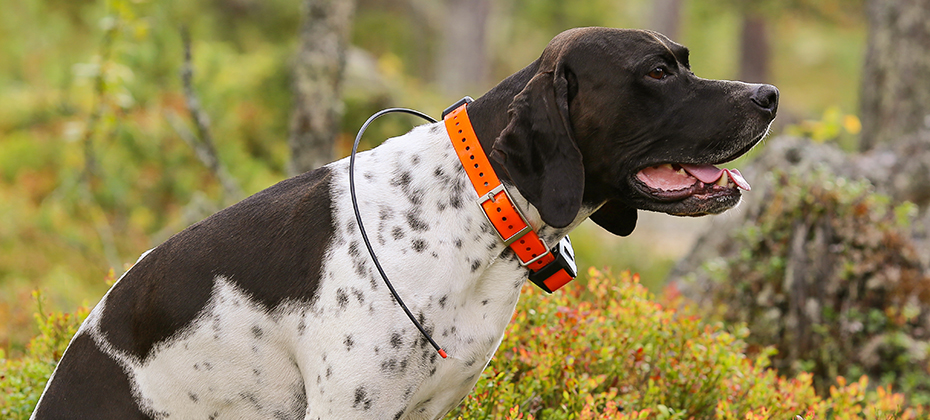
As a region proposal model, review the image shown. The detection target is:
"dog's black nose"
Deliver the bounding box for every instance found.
[750,84,779,116]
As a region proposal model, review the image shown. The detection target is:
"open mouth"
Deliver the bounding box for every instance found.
[631,163,750,215]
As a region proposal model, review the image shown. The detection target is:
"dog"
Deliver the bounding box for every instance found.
[32,27,777,419]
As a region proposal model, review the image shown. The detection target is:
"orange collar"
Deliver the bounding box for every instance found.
[443,99,575,293]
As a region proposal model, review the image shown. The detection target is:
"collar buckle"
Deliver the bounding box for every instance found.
[477,184,534,248]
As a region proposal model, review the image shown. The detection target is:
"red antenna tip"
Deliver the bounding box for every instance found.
[438,349,448,359]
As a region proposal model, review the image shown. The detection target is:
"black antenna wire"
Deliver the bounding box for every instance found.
[348,108,448,359]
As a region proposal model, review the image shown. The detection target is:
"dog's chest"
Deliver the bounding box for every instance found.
[300,124,529,417]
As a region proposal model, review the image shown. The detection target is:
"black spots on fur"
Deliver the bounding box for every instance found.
[394,410,405,420]
[351,288,365,305]
[412,238,427,253]
[252,325,264,339]
[353,386,373,410]
[406,210,429,232]
[193,361,214,371]
[326,365,333,378]
[390,332,404,348]
[188,392,199,402]
[239,392,263,412]
[212,315,222,340]
[454,238,463,249]
[336,289,349,309]
[354,259,367,277]
[344,335,355,351]
[482,299,489,306]
[348,241,369,277]
[380,357,408,375]
[429,366,437,376]
[465,356,478,367]
[346,219,357,234]
[439,295,448,309]
[392,171,412,188]
[433,166,445,179]
[411,154,421,166]
[363,172,374,180]
[479,221,493,234]
[431,251,439,259]
[392,226,405,240]
[297,317,306,336]
[471,259,482,272]
[449,178,466,209]
[379,206,393,221]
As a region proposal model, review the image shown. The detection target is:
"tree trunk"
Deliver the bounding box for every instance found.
[435,0,491,97]
[738,12,770,83]
[859,0,930,151]
[650,0,682,41]
[288,0,355,175]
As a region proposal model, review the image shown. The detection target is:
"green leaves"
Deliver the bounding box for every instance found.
[449,268,922,419]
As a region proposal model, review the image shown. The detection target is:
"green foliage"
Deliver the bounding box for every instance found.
[449,268,923,419]
[0,291,87,419]
[697,168,930,405]
[785,106,862,148]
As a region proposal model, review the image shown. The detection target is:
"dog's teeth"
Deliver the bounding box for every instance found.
[660,163,674,171]
[716,173,730,187]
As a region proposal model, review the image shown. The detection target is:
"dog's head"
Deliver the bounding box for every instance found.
[488,27,778,236]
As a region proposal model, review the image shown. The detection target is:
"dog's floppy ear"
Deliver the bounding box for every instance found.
[490,63,583,229]
[589,200,638,237]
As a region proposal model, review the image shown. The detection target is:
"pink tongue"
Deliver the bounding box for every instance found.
[680,164,751,191]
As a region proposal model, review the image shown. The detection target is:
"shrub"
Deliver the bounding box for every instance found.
[695,168,930,404]
[0,292,87,419]
[449,268,923,419]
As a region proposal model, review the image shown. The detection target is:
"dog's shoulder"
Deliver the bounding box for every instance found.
[96,166,337,362]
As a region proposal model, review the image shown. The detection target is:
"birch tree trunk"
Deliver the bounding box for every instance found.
[435,0,491,97]
[288,0,355,175]
[651,0,682,41]
[859,0,930,151]
[738,12,770,83]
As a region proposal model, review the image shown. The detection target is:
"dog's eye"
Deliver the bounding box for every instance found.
[647,67,668,80]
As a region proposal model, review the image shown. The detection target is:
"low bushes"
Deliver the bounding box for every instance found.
[450,268,923,419]
[692,168,930,404]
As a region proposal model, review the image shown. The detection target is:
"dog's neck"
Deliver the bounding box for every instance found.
[465,60,540,160]
[458,60,594,242]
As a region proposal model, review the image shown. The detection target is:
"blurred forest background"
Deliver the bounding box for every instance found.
[5,0,930,410]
